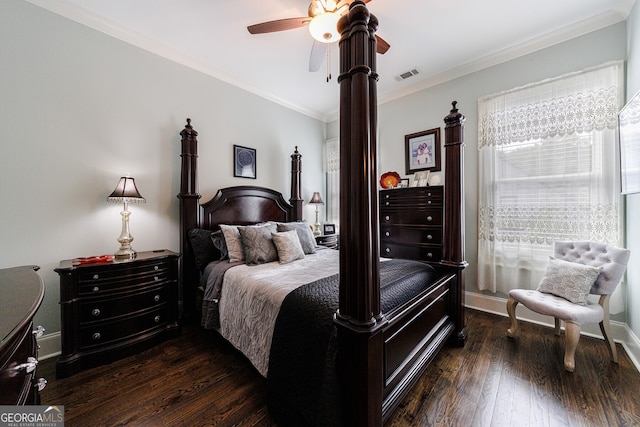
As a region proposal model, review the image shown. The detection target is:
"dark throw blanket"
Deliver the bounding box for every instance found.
[267,259,438,427]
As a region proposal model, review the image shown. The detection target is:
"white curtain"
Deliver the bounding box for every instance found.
[477,61,624,310]
[324,138,340,229]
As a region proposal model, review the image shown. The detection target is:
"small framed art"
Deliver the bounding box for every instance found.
[405,128,441,175]
[234,145,256,179]
[323,224,336,235]
[399,178,409,188]
[413,171,430,187]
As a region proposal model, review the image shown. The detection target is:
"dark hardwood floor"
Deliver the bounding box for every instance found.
[39,309,640,426]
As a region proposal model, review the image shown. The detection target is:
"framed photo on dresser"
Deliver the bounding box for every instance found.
[405,128,441,175]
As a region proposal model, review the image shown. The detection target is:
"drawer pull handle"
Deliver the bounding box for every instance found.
[427,234,433,240]
[428,200,432,204]
[37,378,47,392]
[154,295,161,302]
[154,316,161,323]
[385,201,389,206]
[154,265,159,271]
[91,308,101,317]
[12,357,38,374]
[385,248,390,253]
[385,231,390,237]
[92,332,101,341]
[385,215,390,221]
[427,252,433,258]
[33,325,45,338]
[426,216,433,222]
[93,286,100,293]
[93,274,99,280]
[427,192,432,196]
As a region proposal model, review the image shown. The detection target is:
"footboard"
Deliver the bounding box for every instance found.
[381,273,457,420]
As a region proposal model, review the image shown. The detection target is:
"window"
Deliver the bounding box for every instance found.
[477,62,623,308]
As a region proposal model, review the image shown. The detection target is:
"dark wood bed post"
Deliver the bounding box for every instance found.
[335,2,385,426]
[442,102,468,345]
[289,146,303,221]
[177,118,201,318]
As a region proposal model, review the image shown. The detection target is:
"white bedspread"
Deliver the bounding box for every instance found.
[219,248,339,377]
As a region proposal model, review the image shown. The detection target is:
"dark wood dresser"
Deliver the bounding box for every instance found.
[379,186,444,263]
[0,266,46,405]
[55,250,180,378]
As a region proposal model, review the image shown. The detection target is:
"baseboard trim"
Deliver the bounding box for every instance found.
[465,291,640,373]
[37,331,61,361]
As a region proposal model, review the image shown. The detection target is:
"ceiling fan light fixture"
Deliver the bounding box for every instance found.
[308,12,340,43]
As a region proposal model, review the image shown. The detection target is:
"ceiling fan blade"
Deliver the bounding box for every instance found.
[309,41,327,72]
[376,35,390,54]
[247,17,311,34]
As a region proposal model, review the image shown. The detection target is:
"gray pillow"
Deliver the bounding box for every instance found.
[272,231,305,264]
[536,257,602,305]
[277,221,317,254]
[219,224,244,263]
[238,223,278,265]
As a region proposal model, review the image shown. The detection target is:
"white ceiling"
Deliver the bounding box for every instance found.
[28,0,635,122]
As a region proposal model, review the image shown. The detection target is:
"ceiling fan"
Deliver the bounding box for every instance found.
[247,0,390,73]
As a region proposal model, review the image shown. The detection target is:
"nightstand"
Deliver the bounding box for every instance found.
[54,250,180,378]
[315,234,338,249]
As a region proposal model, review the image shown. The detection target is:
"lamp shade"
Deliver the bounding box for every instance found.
[107,177,145,203]
[309,192,324,204]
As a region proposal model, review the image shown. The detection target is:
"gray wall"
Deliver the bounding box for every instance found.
[0,0,326,344]
[624,0,640,346]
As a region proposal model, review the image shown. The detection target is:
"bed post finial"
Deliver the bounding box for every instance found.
[290,147,303,221]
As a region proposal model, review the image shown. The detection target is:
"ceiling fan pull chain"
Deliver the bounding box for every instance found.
[326,44,332,82]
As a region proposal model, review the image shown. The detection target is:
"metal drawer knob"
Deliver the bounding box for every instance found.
[37,377,47,392]
[93,274,99,280]
[427,234,433,240]
[154,265,159,271]
[92,332,101,341]
[427,252,433,258]
[428,200,432,204]
[385,247,390,253]
[154,316,161,323]
[154,276,159,281]
[385,215,390,221]
[93,286,100,293]
[91,308,101,317]
[15,357,38,374]
[33,325,45,338]
[426,216,433,222]
[385,231,390,237]
[154,294,161,302]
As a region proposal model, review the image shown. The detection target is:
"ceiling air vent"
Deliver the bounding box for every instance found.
[397,68,420,81]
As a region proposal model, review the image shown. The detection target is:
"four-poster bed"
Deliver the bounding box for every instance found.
[177,2,466,425]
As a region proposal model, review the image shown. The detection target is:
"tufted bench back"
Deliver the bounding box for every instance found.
[554,241,631,295]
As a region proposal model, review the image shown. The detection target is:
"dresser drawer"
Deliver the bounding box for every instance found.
[380,242,442,261]
[0,324,35,405]
[380,187,443,208]
[380,209,442,226]
[78,262,169,296]
[78,285,169,324]
[79,307,168,350]
[380,225,442,246]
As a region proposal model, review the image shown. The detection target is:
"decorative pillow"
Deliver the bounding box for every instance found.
[238,223,278,265]
[272,231,305,264]
[219,224,244,263]
[188,228,218,270]
[277,221,317,254]
[210,230,228,260]
[536,257,603,305]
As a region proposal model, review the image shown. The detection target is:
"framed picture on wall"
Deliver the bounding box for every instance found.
[404,128,441,175]
[234,145,256,179]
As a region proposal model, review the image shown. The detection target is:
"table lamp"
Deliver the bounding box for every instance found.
[107,176,145,259]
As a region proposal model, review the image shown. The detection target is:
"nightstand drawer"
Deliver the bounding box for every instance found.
[79,307,168,350]
[78,285,168,323]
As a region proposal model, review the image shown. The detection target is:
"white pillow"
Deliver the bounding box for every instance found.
[536,257,602,305]
[219,224,244,263]
[272,231,305,264]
